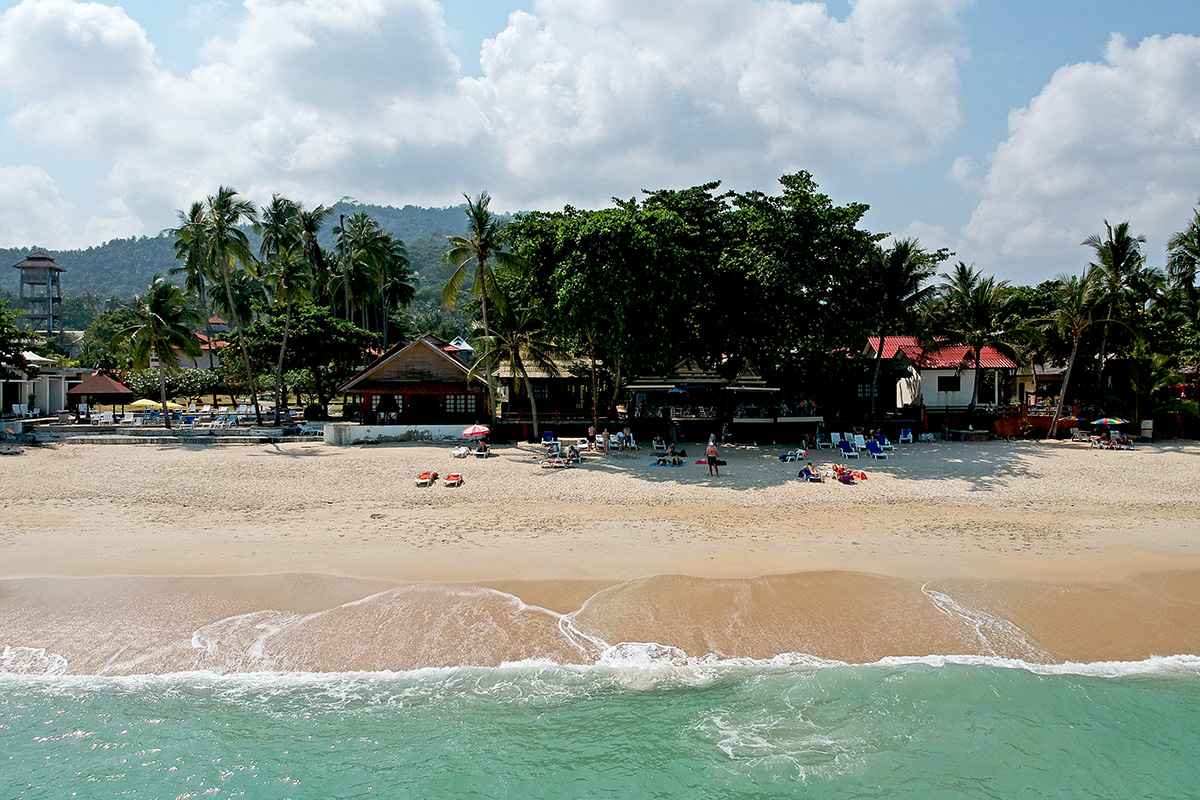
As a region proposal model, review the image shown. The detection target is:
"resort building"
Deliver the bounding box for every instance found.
[864,336,1018,412]
[338,334,489,425]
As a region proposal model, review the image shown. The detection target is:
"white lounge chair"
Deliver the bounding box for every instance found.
[829,432,842,449]
[853,434,868,451]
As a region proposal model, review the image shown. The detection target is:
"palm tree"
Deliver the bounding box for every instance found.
[470,299,561,439]
[1083,220,1146,393]
[261,245,309,424]
[1040,272,1101,438]
[257,194,301,263]
[442,192,524,418]
[199,186,263,425]
[378,233,414,348]
[866,238,940,417]
[334,212,393,328]
[297,204,335,298]
[119,277,202,430]
[166,201,219,403]
[930,262,1022,411]
[1167,202,1200,315]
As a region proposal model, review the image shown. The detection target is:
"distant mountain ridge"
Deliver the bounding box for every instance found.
[1,200,472,299]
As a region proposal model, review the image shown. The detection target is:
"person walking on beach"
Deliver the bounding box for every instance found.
[706,440,720,477]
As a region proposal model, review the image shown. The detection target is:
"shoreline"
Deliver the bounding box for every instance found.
[2,440,1199,671]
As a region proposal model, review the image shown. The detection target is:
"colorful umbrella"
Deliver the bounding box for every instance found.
[462,424,490,438]
[1091,417,1129,426]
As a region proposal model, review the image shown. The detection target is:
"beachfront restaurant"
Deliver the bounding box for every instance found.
[337,335,489,436]
[625,359,817,439]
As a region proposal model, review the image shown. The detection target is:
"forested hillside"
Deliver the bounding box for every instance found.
[0,199,472,299]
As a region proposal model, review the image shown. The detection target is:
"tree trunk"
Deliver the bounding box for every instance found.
[607,358,622,423]
[274,299,293,425]
[381,291,389,349]
[479,269,495,421]
[157,359,172,430]
[522,364,539,440]
[223,272,263,426]
[870,331,887,418]
[1048,338,1080,438]
[314,367,328,409]
[201,284,219,407]
[968,347,983,411]
[587,334,599,431]
[1096,301,1114,395]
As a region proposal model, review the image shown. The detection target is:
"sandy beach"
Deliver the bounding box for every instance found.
[2,438,1199,672]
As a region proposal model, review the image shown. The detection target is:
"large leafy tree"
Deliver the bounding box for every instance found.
[864,238,945,416]
[196,186,264,425]
[442,192,524,418]
[117,277,202,429]
[240,303,376,409]
[930,262,1023,412]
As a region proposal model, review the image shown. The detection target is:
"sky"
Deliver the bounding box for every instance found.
[0,0,1197,285]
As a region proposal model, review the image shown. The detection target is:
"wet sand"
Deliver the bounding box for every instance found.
[2,439,1199,672]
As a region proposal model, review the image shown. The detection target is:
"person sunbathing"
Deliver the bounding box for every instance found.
[800,462,820,480]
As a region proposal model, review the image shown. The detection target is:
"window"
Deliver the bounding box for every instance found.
[532,382,549,400]
[937,375,961,393]
[857,383,876,398]
[445,393,476,414]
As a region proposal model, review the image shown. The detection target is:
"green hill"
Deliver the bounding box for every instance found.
[1,200,473,299]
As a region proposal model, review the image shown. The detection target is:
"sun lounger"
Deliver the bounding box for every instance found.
[865,441,889,459]
[837,440,860,458]
[853,434,868,451]
[443,473,463,487]
[414,471,438,487]
[799,467,824,482]
[899,428,914,444]
[540,458,570,468]
[874,435,894,451]
[297,421,324,436]
[451,446,471,458]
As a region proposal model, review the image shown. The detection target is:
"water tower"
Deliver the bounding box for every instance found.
[12,251,65,337]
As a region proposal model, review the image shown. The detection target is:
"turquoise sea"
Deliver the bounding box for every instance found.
[4,653,1199,799]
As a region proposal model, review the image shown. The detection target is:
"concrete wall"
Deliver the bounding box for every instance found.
[323,423,469,446]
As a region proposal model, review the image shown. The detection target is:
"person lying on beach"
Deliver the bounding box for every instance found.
[800,462,821,480]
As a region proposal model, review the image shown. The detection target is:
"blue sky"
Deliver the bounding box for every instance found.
[0,0,1197,285]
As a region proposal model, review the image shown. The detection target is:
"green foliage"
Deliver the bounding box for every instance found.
[78,306,140,370]
[125,367,218,400]
[0,298,36,377]
[238,303,376,406]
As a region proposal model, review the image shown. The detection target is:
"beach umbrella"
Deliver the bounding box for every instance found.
[462,423,490,438]
[1091,417,1129,426]
[129,399,161,408]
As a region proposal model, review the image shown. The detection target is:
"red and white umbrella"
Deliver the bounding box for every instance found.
[462,424,490,438]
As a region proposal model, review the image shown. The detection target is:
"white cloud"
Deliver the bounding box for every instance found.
[962,33,1200,282]
[0,0,973,246]
[0,165,75,245]
[466,0,970,208]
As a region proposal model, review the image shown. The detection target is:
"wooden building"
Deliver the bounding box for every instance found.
[338,335,489,424]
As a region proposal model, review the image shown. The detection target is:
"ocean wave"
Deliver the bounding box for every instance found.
[3,646,1198,687]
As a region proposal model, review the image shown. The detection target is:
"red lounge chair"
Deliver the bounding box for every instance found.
[415,471,439,487]
[443,473,463,487]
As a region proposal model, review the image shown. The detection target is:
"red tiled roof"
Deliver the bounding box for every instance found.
[866,336,1017,370]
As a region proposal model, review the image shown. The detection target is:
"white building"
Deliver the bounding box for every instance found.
[864,336,1018,410]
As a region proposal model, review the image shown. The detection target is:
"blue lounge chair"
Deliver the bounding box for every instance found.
[837,440,860,458]
[865,440,889,459]
[899,428,914,444]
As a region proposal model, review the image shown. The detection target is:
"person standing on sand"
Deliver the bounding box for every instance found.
[706,440,719,477]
